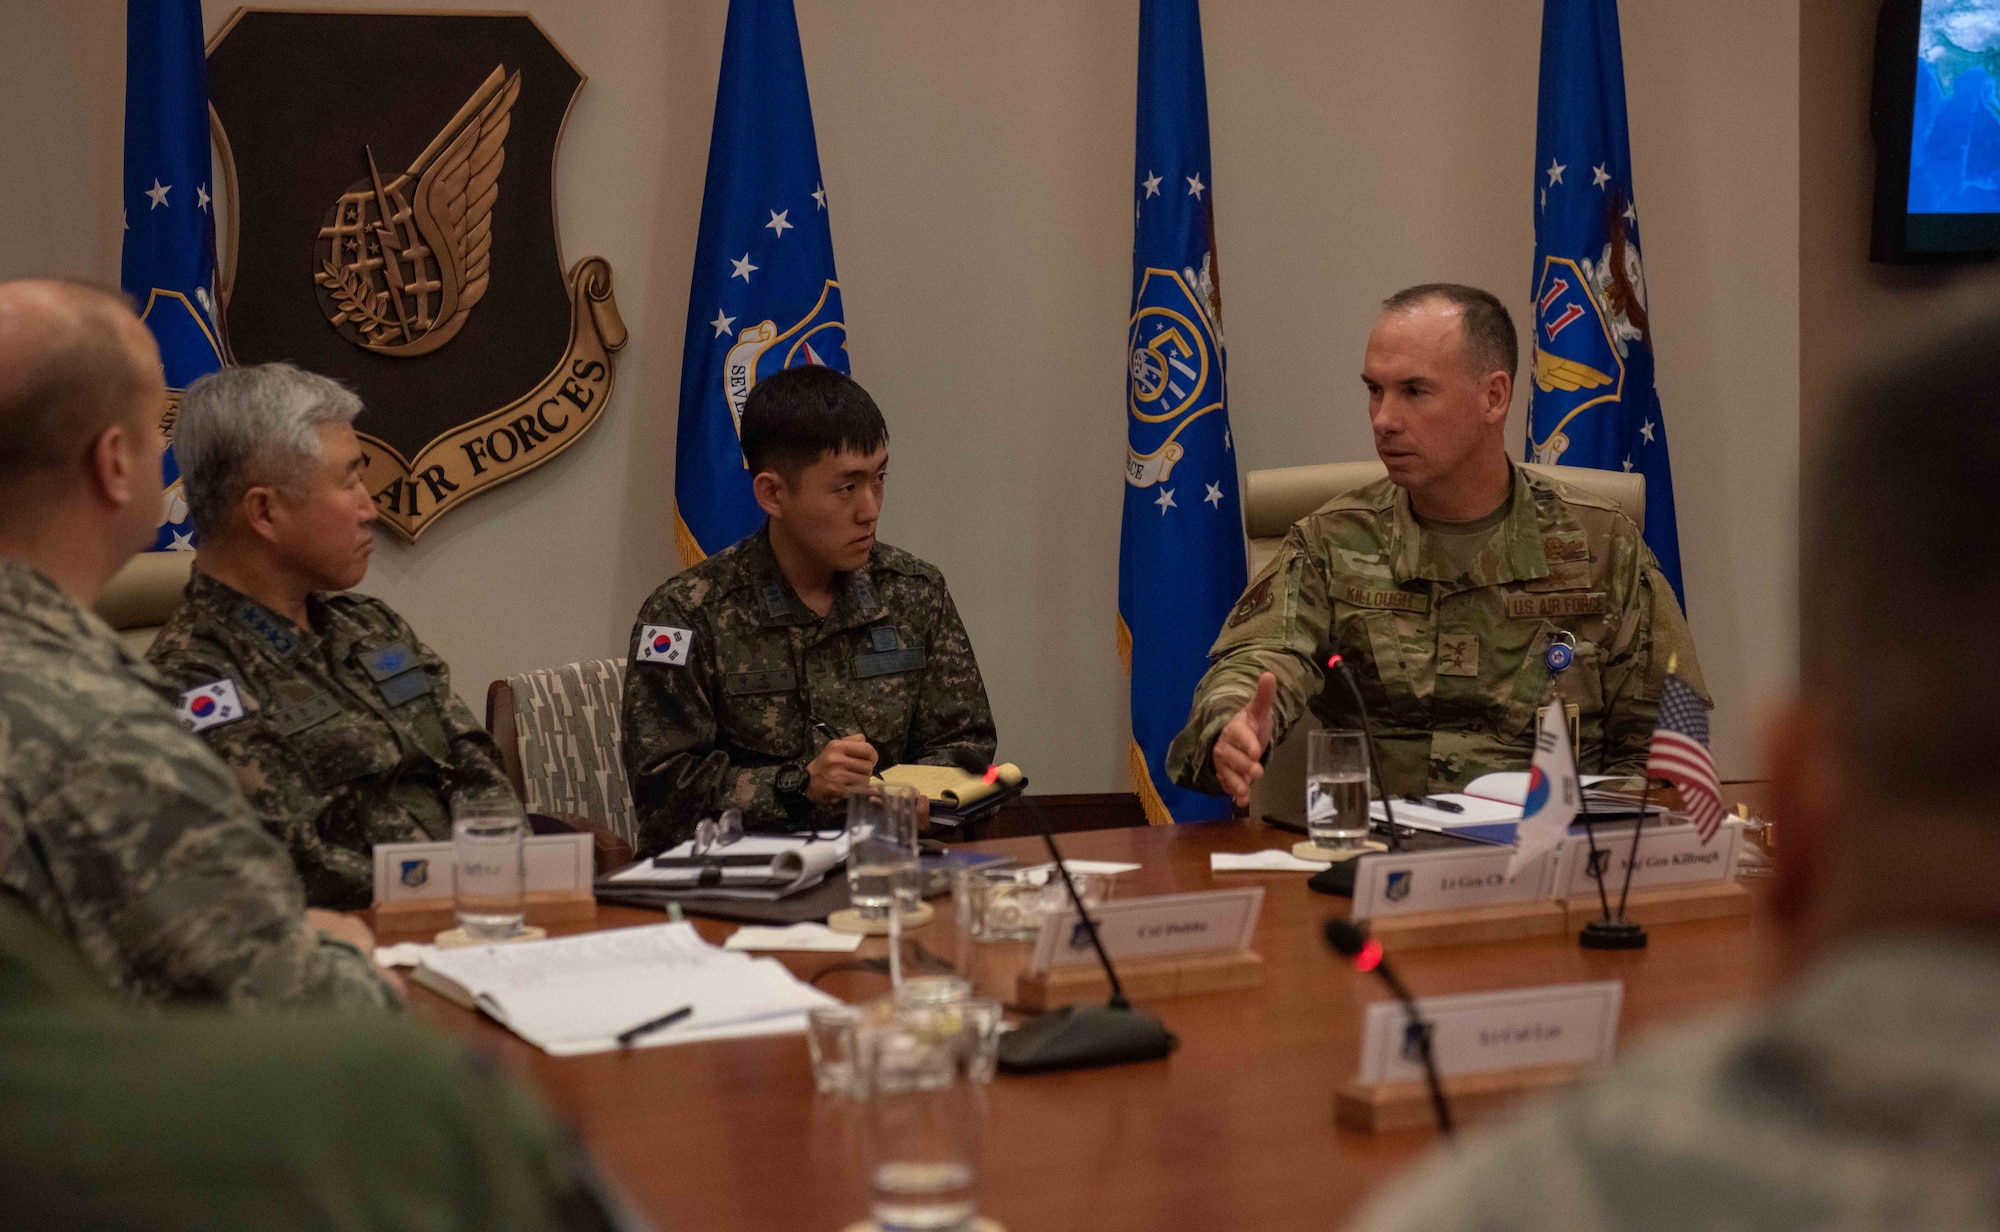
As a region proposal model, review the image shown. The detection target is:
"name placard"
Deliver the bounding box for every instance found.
[1350,846,1564,919]
[1357,980,1623,1083]
[1553,822,1741,900]
[372,833,594,905]
[1029,888,1263,973]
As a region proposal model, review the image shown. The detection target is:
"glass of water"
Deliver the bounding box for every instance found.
[847,784,923,923]
[1306,729,1373,851]
[453,788,527,940]
[861,1009,985,1232]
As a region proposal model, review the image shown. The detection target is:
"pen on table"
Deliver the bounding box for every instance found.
[1402,794,1465,814]
[617,1004,694,1049]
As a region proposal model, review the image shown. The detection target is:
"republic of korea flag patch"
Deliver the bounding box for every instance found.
[635,625,692,666]
[176,679,246,733]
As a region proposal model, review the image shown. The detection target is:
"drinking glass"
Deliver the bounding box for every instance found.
[453,788,528,940]
[861,1011,986,1232]
[847,784,923,923]
[1305,729,1372,851]
[807,1003,864,1095]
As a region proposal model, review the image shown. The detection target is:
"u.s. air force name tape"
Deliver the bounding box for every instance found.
[635,625,693,665]
[177,679,246,733]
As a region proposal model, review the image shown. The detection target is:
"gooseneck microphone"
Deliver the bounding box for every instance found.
[982,767,1178,1074]
[1324,919,1453,1136]
[1314,645,1404,852]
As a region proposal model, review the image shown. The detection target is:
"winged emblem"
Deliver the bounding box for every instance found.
[312,66,520,356]
[1533,347,1614,395]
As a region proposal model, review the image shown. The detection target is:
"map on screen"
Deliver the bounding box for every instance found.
[1911,0,2000,212]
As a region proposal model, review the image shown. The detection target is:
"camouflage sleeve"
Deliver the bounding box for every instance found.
[907,584,998,773]
[1343,1103,1591,1232]
[619,595,764,854]
[392,609,515,804]
[23,707,395,1011]
[1594,538,1709,776]
[1166,528,1330,795]
[150,647,370,907]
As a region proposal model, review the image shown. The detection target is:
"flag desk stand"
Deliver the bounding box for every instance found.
[1563,881,1752,935]
[1013,949,1264,1013]
[1358,901,1571,952]
[1335,1062,1599,1133]
[372,889,596,937]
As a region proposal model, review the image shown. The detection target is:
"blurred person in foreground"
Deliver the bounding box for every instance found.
[1350,302,2000,1230]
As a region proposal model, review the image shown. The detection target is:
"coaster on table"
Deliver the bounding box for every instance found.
[433,925,548,949]
[1291,840,1388,864]
[826,901,936,935]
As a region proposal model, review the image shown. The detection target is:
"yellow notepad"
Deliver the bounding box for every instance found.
[876,762,1022,810]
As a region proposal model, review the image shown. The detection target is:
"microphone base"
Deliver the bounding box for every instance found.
[1578,918,1649,950]
[994,1004,1177,1074]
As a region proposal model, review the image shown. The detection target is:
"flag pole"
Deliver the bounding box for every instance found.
[1610,650,1676,923]
[1579,653,1656,951]
[1574,767,1614,924]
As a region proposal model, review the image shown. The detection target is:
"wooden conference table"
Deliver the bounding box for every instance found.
[389,817,1778,1231]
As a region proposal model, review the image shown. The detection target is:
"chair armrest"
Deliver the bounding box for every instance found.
[528,812,635,876]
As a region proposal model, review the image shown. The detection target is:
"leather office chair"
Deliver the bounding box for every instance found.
[93,550,194,655]
[486,659,638,868]
[1239,460,1644,818]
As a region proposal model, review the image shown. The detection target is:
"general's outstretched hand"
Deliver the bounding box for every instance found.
[1213,672,1278,808]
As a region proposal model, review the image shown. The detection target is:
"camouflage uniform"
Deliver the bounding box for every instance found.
[621,526,997,853]
[0,560,393,1010]
[148,570,515,910]
[1350,938,2000,1232]
[1168,467,1705,798]
[0,898,639,1232]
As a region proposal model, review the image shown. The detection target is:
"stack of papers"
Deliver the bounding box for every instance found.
[1211,850,1325,873]
[603,834,850,901]
[411,922,838,1056]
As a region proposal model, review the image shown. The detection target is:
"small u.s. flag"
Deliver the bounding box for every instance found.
[1647,674,1722,843]
[176,679,244,734]
[635,625,692,666]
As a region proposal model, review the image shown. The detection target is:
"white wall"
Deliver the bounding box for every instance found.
[3,0,1798,785]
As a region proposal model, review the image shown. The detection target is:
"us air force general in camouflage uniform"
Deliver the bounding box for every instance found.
[148,571,515,910]
[1168,466,1705,797]
[622,526,996,852]
[0,561,393,1009]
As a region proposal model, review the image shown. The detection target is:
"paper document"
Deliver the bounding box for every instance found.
[725,923,865,953]
[605,834,850,901]
[1463,772,1619,806]
[1370,793,1521,827]
[1016,860,1142,879]
[1211,850,1324,872]
[415,922,839,1056]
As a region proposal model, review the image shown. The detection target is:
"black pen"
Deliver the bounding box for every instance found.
[1403,794,1465,814]
[616,1004,694,1048]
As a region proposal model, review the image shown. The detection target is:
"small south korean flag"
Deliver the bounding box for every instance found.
[176,679,245,733]
[635,625,692,666]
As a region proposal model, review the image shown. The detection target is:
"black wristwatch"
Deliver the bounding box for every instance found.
[774,761,810,802]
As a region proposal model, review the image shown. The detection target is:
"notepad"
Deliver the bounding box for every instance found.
[411,922,839,1056]
[877,762,1023,811]
[603,834,850,901]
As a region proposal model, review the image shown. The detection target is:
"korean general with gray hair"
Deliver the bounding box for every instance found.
[174,363,362,539]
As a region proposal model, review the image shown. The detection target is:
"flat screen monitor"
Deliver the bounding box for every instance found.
[1873,0,2000,262]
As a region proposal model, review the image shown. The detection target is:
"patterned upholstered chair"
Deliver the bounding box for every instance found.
[485,659,637,870]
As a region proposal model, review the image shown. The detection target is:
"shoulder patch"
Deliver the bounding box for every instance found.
[1541,530,1591,564]
[357,641,415,681]
[636,625,693,665]
[1226,574,1276,627]
[176,679,247,734]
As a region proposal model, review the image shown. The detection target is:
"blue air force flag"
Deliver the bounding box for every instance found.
[1118,0,1248,825]
[1527,0,1684,603]
[672,0,848,566]
[122,0,225,553]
